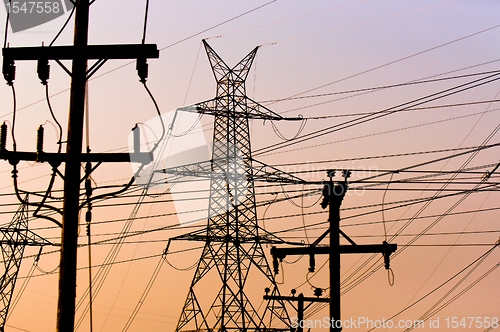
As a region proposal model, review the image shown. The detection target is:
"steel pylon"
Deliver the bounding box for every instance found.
[170,40,295,331]
[0,196,51,331]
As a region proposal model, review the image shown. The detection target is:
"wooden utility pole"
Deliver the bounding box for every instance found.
[271,170,397,332]
[328,172,342,332]
[57,0,89,330]
[2,2,159,330]
[263,288,329,332]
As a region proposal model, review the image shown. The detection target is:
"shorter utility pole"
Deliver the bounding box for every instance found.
[271,170,397,332]
[264,288,329,332]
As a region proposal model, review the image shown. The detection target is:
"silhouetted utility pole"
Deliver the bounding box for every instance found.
[328,170,343,332]
[271,170,397,332]
[264,288,329,332]
[1,1,158,330]
[58,1,90,329]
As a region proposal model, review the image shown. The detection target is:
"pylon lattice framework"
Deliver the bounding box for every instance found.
[169,40,294,331]
[0,196,50,332]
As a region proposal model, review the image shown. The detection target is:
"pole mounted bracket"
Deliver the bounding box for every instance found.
[2,44,159,80]
[2,44,159,61]
[271,243,398,274]
[0,149,153,165]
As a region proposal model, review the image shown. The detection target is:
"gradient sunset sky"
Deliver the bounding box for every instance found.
[0,0,499,331]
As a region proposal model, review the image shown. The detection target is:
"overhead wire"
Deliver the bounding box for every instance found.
[255,72,500,156]
[30,82,64,226]
[406,261,500,331]
[16,245,205,280]
[8,83,63,225]
[271,23,500,104]
[82,0,278,84]
[364,243,499,332]
[260,70,500,104]
[122,254,165,332]
[240,142,498,300]
[297,98,500,120]
[7,253,40,320]
[76,8,169,327]
[49,5,76,46]
[3,5,500,326]
[272,107,500,156]
[10,84,17,151]
[395,182,498,320]
[183,41,203,106]
[338,146,500,298]
[9,171,498,237]
[3,0,12,48]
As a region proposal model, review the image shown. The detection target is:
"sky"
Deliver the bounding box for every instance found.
[0,0,499,331]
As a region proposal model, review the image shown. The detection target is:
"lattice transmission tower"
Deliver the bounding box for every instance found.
[163,40,304,331]
[0,196,50,331]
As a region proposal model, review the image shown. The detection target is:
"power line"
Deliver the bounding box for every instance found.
[254,73,500,156]
[260,70,500,104]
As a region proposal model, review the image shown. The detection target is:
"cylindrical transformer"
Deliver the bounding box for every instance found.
[37,125,44,155]
[1,122,7,153]
[133,124,140,154]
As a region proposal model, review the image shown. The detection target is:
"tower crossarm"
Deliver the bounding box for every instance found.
[246,96,303,121]
[0,228,52,247]
[159,159,306,185]
[178,97,303,121]
[252,159,306,184]
[171,228,288,245]
[159,159,213,179]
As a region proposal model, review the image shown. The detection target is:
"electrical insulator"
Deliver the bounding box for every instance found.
[85,178,93,197]
[308,253,315,272]
[1,122,7,153]
[37,58,50,85]
[271,246,280,274]
[132,124,140,153]
[382,241,391,270]
[36,125,44,155]
[85,210,92,223]
[320,183,330,209]
[2,57,15,86]
[313,288,323,297]
[136,58,148,83]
